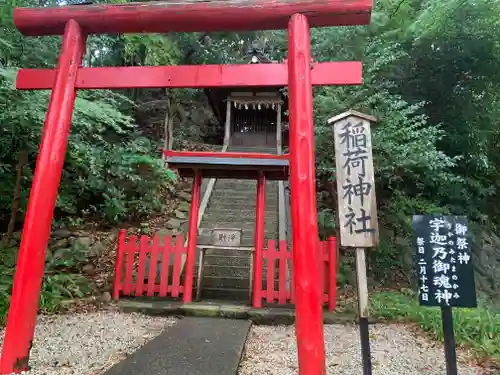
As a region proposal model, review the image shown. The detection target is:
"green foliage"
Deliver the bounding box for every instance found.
[371,291,500,361]
[336,257,353,287]
[0,69,176,225]
[122,33,181,66]
[307,0,500,293]
[0,242,91,322]
[317,209,336,239]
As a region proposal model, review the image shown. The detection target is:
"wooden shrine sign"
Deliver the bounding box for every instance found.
[329,110,379,248]
[329,110,380,375]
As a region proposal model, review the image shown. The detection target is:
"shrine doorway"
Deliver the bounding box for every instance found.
[231,105,278,148]
[225,93,284,150]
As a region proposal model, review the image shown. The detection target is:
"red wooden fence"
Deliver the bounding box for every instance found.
[113,230,337,310]
[258,238,337,311]
[113,230,187,299]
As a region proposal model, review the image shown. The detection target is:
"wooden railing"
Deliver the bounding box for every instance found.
[113,231,187,299]
[113,232,337,311]
[253,238,337,311]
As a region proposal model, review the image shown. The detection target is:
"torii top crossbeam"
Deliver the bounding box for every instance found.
[14,0,372,36]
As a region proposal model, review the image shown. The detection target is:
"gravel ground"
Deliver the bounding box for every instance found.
[1,310,176,375]
[239,324,483,375]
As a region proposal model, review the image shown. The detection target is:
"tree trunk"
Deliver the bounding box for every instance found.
[2,150,27,248]
[163,92,172,162]
[167,115,174,150]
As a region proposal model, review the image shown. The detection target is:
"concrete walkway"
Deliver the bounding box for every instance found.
[103,317,251,375]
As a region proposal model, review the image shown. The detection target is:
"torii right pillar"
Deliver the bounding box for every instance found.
[288,14,326,375]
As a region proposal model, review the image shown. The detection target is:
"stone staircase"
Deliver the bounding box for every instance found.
[196,146,279,301]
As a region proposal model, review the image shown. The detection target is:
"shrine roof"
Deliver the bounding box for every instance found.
[327,110,377,124]
[204,50,288,125]
[164,151,289,180]
[205,86,288,126]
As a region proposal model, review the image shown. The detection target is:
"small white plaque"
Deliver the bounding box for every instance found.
[212,228,242,247]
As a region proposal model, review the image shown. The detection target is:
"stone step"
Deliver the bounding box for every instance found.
[203,208,278,217]
[206,212,277,220]
[204,208,278,217]
[207,201,278,210]
[215,179,256,186]
[202,208,277,218]
[211,187,279,195]
[201,212,278,221]
[211,190,276,199]
[203,268,275,281]
[212,185,278,192]
[202,210,279,219]
[206,248,252,258]
[211,186,279,194]
[202,287,250,301]
[206,201,276,210]
[198,222,277,231]
[203,276,249,290]
[200,215,278,229]
[207,199,274,208]
[204,264,251,278]
[209,190,278,199]
[238,239,277,247]
[204,254,251,267]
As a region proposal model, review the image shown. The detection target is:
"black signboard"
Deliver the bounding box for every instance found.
[412,215,477,308]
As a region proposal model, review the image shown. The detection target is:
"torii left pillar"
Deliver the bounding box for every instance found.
[0,20,85,373]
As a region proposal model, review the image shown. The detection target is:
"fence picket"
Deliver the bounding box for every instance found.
[171,234,184,297]
[159,235,172,297]
[266,240,276,303]
[278,240,288,304]
[112,230,126,300]
[135,235,148,296]
[123,235,137,296]
[147,234,160,297]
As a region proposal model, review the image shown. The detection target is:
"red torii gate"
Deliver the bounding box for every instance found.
[0,1,372,374]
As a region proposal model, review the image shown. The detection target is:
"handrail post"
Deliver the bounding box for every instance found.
[183,169,202,303]
[112,230,127,301]
[252,172,266,308]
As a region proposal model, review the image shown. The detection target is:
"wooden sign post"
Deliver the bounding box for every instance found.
[412,215,477,375]
[329,110,378,375]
